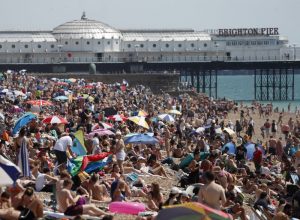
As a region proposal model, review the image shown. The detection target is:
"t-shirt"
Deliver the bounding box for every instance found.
[54,136,72,152]
[253,149,262,163]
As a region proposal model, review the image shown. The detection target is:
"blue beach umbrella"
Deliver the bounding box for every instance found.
[124,133,158,145]
[0,155,21,186]
[12,112,37,135]
[222,142,236,154]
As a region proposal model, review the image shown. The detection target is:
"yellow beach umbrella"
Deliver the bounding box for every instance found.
[138,110,148,117]
[128,116,149,129]
[168,109,182,115]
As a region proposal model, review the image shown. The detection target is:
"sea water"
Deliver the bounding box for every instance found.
[217,75,300,110]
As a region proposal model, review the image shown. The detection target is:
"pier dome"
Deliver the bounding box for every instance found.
[52,12,122,39]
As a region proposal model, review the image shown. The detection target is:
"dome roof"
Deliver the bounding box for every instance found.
[52,13,122,39]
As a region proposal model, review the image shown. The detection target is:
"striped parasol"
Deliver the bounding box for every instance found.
[26,100,53,106]
[42,115,68,124]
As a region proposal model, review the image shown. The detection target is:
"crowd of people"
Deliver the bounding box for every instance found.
[0,70,299,220]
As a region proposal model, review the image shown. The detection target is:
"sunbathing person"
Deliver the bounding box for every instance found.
[57,179,109,217]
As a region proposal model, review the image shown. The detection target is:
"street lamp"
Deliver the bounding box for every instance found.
[57,44,63,63]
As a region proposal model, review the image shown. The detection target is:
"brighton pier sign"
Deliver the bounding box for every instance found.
[217,28,279,36]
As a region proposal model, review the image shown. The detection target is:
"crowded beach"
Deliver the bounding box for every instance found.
[0,70,299,220]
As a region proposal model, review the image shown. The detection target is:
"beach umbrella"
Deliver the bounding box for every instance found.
[107,114,127,122]
[18,139,31,178]
[12,112,37,135]
[157,202,232,220]
[54,95,68,101]
[168,109,182,115]
[222,142,236,154]
[124,132,154,140]
[87,129,115,138]
[137,110,148,117]
[158,114,175,122]
[128,116,149,129]
[26,100,53,106]
[124,133,158,145]
[42,116,68,124]
[0,155,21,186]
[223,127,235,136]
[99,122,113,129]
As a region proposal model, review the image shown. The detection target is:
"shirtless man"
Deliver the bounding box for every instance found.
[198,171,226,210]
[57,179,108,216]
[81,174,110,202]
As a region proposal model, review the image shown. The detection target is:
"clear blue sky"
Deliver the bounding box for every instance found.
[1,0,299,44]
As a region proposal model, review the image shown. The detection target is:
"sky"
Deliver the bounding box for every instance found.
[0,0,299,44]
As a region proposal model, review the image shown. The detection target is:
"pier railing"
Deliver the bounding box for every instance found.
[0,55,298,64]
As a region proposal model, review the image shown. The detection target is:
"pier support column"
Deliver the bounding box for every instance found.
[254,68,294,101]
